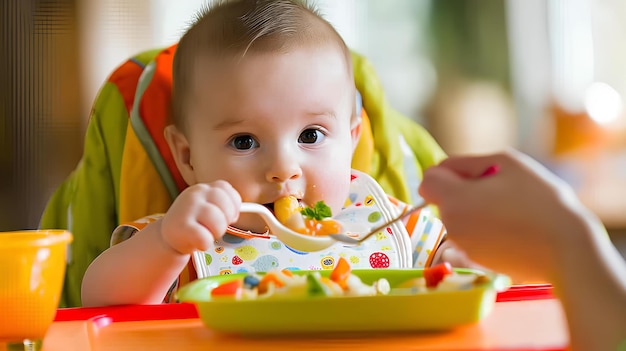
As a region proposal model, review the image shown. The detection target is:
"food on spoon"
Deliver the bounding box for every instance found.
[273,196,343,236]
[273,195,305,231]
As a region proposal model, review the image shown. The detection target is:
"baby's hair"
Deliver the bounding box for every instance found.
[171,0,355,131]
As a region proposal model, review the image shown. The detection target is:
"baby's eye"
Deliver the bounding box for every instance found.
[298,128,325,144]
[229,135,259,150]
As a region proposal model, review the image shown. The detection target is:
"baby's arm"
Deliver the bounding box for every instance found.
[81,180,241,306]
[418,149,626,351]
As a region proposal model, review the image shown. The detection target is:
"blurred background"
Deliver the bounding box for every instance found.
[2,0,626,256]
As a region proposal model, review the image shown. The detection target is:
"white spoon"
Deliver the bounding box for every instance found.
[230,201,428,252]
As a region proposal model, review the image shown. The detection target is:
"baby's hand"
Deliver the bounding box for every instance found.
[160,180,241,255]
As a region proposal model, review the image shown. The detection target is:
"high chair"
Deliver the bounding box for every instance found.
[40,44,447,307]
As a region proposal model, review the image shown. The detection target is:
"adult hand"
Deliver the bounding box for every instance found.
[418,149,584,282]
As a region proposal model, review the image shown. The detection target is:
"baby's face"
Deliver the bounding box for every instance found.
[180,44,356,229]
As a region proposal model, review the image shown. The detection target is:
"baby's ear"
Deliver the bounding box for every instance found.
[350,115,362,152]
[164,125,196,185]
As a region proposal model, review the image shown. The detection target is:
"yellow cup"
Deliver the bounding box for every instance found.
[0,230,72,349]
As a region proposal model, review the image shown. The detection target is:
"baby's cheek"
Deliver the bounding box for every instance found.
[307,148,353,213]
[321,174,351,214]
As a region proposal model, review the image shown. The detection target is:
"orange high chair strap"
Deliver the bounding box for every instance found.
[129,44,186,198]
[118,45,184,223]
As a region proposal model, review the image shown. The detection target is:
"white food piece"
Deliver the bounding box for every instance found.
[374,278,391,295]
[435,273,479,292]
[285,212,306,233]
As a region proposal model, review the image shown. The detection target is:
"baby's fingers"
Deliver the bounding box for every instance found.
[188,202,231,251]
[203,180,242,224]
[161,182,241,254]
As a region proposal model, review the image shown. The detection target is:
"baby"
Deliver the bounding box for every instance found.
[81,0,459,306]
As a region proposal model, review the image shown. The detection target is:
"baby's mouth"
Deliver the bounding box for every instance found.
[262,203,275,214]
[262,197,304,215]
[234,197,305,234]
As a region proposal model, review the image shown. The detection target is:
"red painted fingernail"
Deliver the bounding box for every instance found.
[480,164,500,177]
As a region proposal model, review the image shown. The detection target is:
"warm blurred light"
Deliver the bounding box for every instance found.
[584,82,623,125]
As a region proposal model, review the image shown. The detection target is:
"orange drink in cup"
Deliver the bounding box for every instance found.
[0,230,72,351]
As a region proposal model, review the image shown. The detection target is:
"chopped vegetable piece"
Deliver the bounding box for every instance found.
[258,271,286,295]
[374,278,391,295]
[211,279,243,298]
[329,257,352,289]
[300,201,333,220]
[423,262,454,288]
[319,219,342,235]
[274,196,302,224]
[243,275,260,289]
[306,273,330,297]
[303,218,343,236]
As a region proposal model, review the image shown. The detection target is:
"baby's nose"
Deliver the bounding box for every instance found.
[265,152,303,182]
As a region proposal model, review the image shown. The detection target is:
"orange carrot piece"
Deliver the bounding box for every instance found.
[258,272,285,294]
[211,279,243,298]
[330,257,352,289]
[318,219,342,236]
